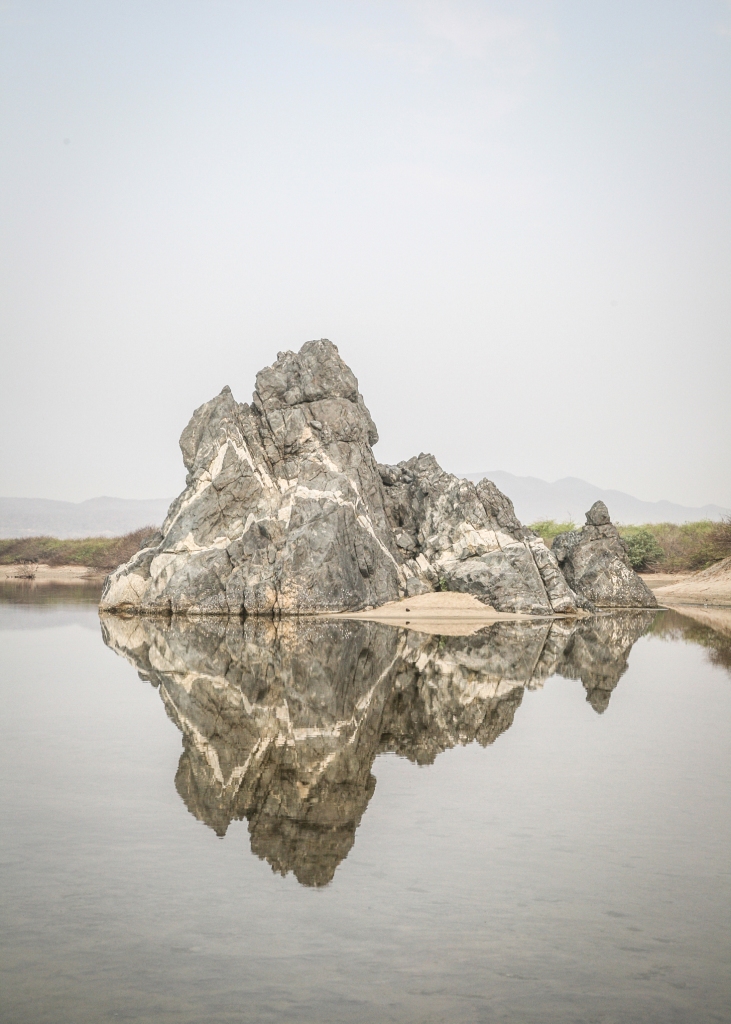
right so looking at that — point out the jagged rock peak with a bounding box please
[101,339,401,615]
[586,500,611,526]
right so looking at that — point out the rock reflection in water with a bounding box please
[100,612,654,887]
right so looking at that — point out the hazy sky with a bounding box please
[2,0,730,507]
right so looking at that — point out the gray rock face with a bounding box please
[378,454,578,614]
[100,340,403,615]
[552,501,658,608]
[101,611,657,885]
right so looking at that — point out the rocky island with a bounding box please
[100,339,656,616]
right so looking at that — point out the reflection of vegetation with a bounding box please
[530,518,731,573]
[0,582,104,605]
[649,609,731,673]
[0,528,153,571]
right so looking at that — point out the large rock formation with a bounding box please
[101,610,656,885]
[552,501,657,608]
[99,340,649,616]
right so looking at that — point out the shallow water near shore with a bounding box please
[1,591,729,1024]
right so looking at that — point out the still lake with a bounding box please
[1,586,729,1024]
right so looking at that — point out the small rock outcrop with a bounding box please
[552,501,657,608]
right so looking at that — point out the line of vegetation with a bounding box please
[529,518,731,573]
[0,527,155,571]
[2,518,730,576]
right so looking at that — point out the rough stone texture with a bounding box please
[378,454,578,614]
[100,340,403,615]
[101,611,657,885]
[552,501,658,608]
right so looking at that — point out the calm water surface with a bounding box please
[0,587,729,1024]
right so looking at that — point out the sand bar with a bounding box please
[0,564,107,584]
[337,591,556,636]
[640,573,692,592]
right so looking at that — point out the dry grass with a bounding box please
[619,519,731,572]
[0,527,155,571]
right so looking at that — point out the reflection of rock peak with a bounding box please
[101,611,655,886]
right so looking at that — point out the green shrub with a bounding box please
[620,527,664,570]
[617,519,731,573]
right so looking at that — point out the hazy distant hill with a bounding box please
[2,477,728,540]
[463,473,730,526]
[0,497,172,539]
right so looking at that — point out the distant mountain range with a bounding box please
[1,475,728,539]
[462,473,730,526]
[0,497,172,539]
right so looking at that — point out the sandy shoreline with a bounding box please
[640,573,693,591]
[2,562,730,632]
